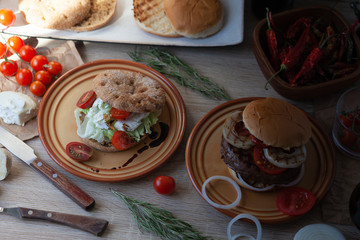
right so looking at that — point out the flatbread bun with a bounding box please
[93,70,166,113]
[71,0,117,32]
[243,98,312,149]
[18,0,91,30]
[82,136,143,152]
[164,0,224,38]
[133,0,181,37]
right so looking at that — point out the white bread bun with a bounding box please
[133,0,181,37]
[18,0,91,30]
[164,0,224,38]
[243,98,312,149]
[71,0,117,32]
[0,148,12,181]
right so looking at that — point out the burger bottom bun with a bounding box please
[82,136,144,152]
[227,164,305,192]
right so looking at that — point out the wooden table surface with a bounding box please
[1,0,360,239]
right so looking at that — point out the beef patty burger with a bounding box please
[221,98,312,191]
[74,69,166,152]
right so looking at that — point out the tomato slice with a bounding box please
[110,108,131,120]
[66,142,93,161]
[253,146,286,175]
[76,90,96,109]
[112,131,132,151]
[276,187,316,216]
[251,135,268,148]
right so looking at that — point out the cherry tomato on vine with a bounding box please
[0,8,16,27]
[0,42,12,59]
[112,131,132,151]
[45,61,62,76]
[111,108,130,120]
[30,55,48,71]
[153,176,176,195]
[16,68,33,86]
[0,60,18,76]
[30,81,46,97]
[7,36,24,53]
[66,142,93,161]
[19,45,37,62]
[35,70,52,85]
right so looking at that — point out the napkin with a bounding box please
[0,40,84,142]
[314,92,360,225]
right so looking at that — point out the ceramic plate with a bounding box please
[38,60,186,182]
[3,0,244,47]
[185,98,335,224]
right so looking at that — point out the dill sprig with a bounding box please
[128,47,231,101]
[111,189,213,240]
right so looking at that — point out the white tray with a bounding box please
[2,0,244,47]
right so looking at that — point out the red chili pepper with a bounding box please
[266,9,280,70]
[286,17,312,41]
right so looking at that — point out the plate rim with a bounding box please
[38,59,186,182]
[185,97,336,224]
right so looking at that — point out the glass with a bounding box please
[332,86,360,159]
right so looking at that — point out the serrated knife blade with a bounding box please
[0,126,95,210]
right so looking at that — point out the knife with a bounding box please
[0,126,95,210]
[0,206,108,236]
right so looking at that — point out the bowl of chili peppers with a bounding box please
[253,5,360,100]
[332,86,360,159]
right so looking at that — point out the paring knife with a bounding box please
[0,126,95,210]
[0,206,108,236]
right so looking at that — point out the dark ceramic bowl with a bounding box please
[253,5,360,100]
[349,182,360,230]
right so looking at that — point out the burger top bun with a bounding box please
[243,98,312,149]
[164,0,224,38]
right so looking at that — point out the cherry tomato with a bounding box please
[76,90,97,109]
[0,60,18,76]
[45,61,62,76]
[340,129,357,147]
[29,81,46,97]
[340,114,354,129]
[251,135,268,148]
[66,142,93,161]
[35,70,52,85]
[253,146,286,175]
[153,176,176,195]
[111,108,131,120]
[0,8,16,26]
[7,36,24,53]
[18,45,37,62]
[112,131,132,151]
[0,42,12,58]
[16,68,33,86]
[276,187,316,216]
[234,121,250,136]
[30,55,48,71]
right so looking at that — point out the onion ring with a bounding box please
[227,213,262,240]
[201,175,242,209]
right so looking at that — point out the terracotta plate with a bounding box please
[38,60,186,182]
[185,98,335,224]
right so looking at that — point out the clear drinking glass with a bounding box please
[332,86,360,159]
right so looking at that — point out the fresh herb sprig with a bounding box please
[129,47,231,101]
[111,189,212,240]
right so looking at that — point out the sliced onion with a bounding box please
[278,164,305,188]
[202,175,242,209]
[264,145,307,168]
[294,223,345,240]
[235,171,275,192]
[227,213,262,240]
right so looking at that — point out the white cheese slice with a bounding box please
[0,148,12,181]
[0,91,37,126]
[114,112,150,132]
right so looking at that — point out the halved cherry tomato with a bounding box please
[7,36,24,53]
[0,60,18,76]
[0,8,16,26]
[29,81,46,97]
[76,90,96,109]
[251,135,268,148]
[16,68,33,86]
[111,108,131,120]
[340,129,357,147]
[45,61,62,76]
[19,45,37,62]
[35,70,52,85]
[30,55,48,71]
[66,142,93,161]
[153,176,176,195]
[112,131,132,151]
[234,121,250,136]
[253,146,286,175]
[276,186,316,216]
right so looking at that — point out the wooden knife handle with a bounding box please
[17,207,108,236]
[30,158,95,210]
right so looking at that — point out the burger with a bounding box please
[221,98,312,191]
[74,70,166,152]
